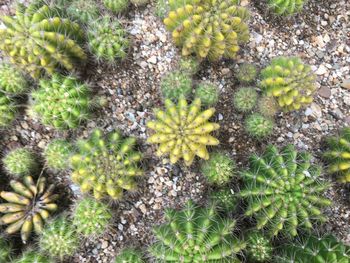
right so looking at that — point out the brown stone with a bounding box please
[318,86,332,98]
[341,79,350,89]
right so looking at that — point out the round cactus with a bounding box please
[210,188,237,212]
[103,0,129,12]
[0,63,28,94]
[14,251,52,263]
[31,74,92,130]
[0,92,17,127]
[155,0,169,18]
[260,57,316,111]
[236,63,257,83]
[268,0,305,15]
[200,152,235,185]
[44,139,73,170]
[233,87,258,112]
[130,0,149,6]
[0,238,11,262]
[245,113,274,139]
[115,248,144,263]
[194,82,219,106]
[179,57,200,75]
[160,71,192,101]
[258,96,279,117]
[67,0,100,24]
[73,198,112,237]
[245,231,273,262]
[3,148,38,177]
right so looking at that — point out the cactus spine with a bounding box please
[14,251,52,263]
[3,148,38,177]
[245,231,273,262]
[0,63,28,94]
[210,188,237,212]
[44,139,73,170]
[115,248,144,263]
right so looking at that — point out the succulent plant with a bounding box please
[200,152,235,185]
[87,17,129,63]
[245,113,274,139]
[0,175,58,243]
[194,82,219,106]
[0,92,17,127]
[277,235,350,263]
[103,0,129,12]
[236,63,257,83]
[0,2,86,79]
[14,251,52,263]
[258,95,279,117]
[268,0,305,15]
[67,0,100,24]
[149,201,246,261]
[3,148,38,177]
[0,63,28,94]
[245,231,273,262]
[73,198,112,237]
[0,238,11,262]
[209,188,237,212]
[179,57,200,75]
[155,0,169,18]
[147,97,220,166]
[115,248,144,263]
[160,71,192,101]
[44,139,73,170]
[233,87,258,112]
[130,0,149,6]
[239,145,332,237]
[71,129,143,200]
[260,57,316,111]
[31,74,92,130]
[324,127,350,183]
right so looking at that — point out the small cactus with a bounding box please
[194,82,219,106]
[0,238,11,262]
[260,57,316,111]
[3,148,38,177]
[149,201,246,261]
[245,231,273,262]
[160,71,192,101]
[258,95,279,117]
[0,92,17,127]
[44,139,73,170]
[233,87,258,112]
[245,113,274,139]
[268,0,305,15]
[130,0,149,6]
[31,74,92,130]
[236,63,257,83]
[14,251,52,263]
[239,145,332,237]
[73,198,112,237]
[71,129,143,200]
[179,57,200,75]
[103,0,129,12]
[155,0,169,18]
[0,175,58,243]
[210,188,237,212]
[0,63,28,94]
[147,97,220,166]
[115,248,144,263]
[67,0,100,24]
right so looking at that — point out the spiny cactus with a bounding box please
[71,129,143,200]
[3,148,38,177]
[236,63,257,83]
[260,57,316,111]
[0,176,58,243]
[164,0,250,61]
[0,92,16,127]
[0,63,28,94]
[179,57,200,75]
[44,139,73,170]
[14,251,52,263]
[87,17,129,63]
[73,198,112,237]
[147,97,220,166]
[268,0,305,15]
[67,0,100,24]
[160,71,192,101]
[194,82,219,106]
[0,238,11,262]
[210,188,237,212]
[239,145,332,237]
[324,127,350,183]
[245,113,274,139]
[245,231,273,262]
[0,2,86,79]
[115,248,144,263]
[233,87,258,112]
[277,235,350,263]
[103,0,129,12]
[130,0,149,6]
[258,95,279,117]
[155,0,169,18]
[31,74,92,130]
[149,201,246,262]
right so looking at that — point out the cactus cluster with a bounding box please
[245,113,274,139]
[0,238,11,262]
[261,57,316,111]
[210,188,237,212]
[245,231,273,262]
[149,201,246,261]
[239,145,332,237]
[163,0,250,61]
[179,57,200,75]
[268,0,305,15]
[0,176,58,243]
[147,97,220,166]
[3,148,38,177]
[103,0,129,12]
[115,248,144,263]
[14,251,52,263]
[0,63,28,94]
[44,139,73,170]
[0,92,16,127]
[236,63,258,83]
[233,87,258,112]
[0,3,86,79]
[160,71,192,101]
[71,129,143,200]
[67,0,100,24]
[194,82,219,106]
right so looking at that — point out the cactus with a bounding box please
[233,87,258,112]
[39,216,79,260]
[200,152,235,185]
[147,97,220,166]
[44,139,73,170]
[0,63,28,94]
[160,71,192,101]
[277,235,350,263]
[260,57,316,111]
[268,0,305,15]
[0,92,17,127]
[164,0,250,61]
[239,145,332,237]
[179,57,200,75]
[155,0,169,18]
[245,231,273,262]
[3,148,38,177]
[115,248,144,263]
[324,127,350,183]
[70,129,143,200]
[130,0,149,6]
[87,17,129,63]
[236,63,257,83]
[0,238,11,262]
[0,2,86,79]
[194,82,219,106]
[258,95,279,117]
[31,74,92,130]
[149,201,246,261]
[0,175,58,243]
[209,188,237,212]
[14,251,52,263]
[73,198,112,237]
[67,0,100,24]
[103,0,129,12]
[245,113,274,139]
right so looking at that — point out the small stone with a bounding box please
[101,241,108,249]
[139,204,147,214]
[218,113,223,120]
[341,79,350,89]
[147,55,157,64]
[316,65,328,75]
[318,86,331,98]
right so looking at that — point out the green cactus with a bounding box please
[179,57,200,75]
[3,148,38,177]
[149,201,246,262]
[0,175,58,243]
[160,71,192,101]
[164,0,250,61]
[0,92,17,127]
[87,17,129,63]
[0,2,86,79]
[245,113,274,139]
[44,139,73,170]
[260,57,316,112]
[0,238,11,262]
[324,127,350,183]
[209,188,237,212]
[236,63,257,83]
[233,87,258,112]
[155,0,169,18]
[245,231,273,262]
[67,0,100,24]
[258,95,279,117]
[277,235,350,263]
[194,82,219,106]
[14,251,52,263]
[70,129,143,200]
[73,198,112,237]
[103,0,129,12]
[268,0,305,15]
[115,248,144,263]
[239,145,332,237]
[147,97,220,166]
[30,74,92,130]
[0,63,28,94]
[130,0,149,6]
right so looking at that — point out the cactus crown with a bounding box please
[210,188,237,212]
[0,63,28,94]
[147,97,220,166]
[0,238,11,262]
[3,148,38,177]
[0,92,16,127]
[268,0,305,15]
[14,251,52,263]
[194,82,219,106]
[67,0,100,24]
[245,113,274,139]
[245,231,273,262]
[236,63,258,83]
[71,129,143,200]
[239,145,332,237]
[44,139,73,170]
[115,248,144,263]
[160,71,192,101]
[233,87,258,112]
[0,175,58,243]
[164,0,250,61]
[103,0,129,12]
[0,3,86,79]
[149,201,246,262]
[260,57,316,111]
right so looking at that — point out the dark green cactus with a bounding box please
[194,82,219,106]
[233,87,258,112]
[245,231,273,262]
[0,92,17,127]
[67,0,100,24]
[268,0,305,15]
[209,188,237,212]
[245,113,274,139]
[3,148,38,177]
[14,251,52,263]
[103,0,129,12]
[236,63,257,83]
[0,63,28,94]
[115,248,144,263]
[44,139,73,170]
[160,71,192,101]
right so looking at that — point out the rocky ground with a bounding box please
[0,0,349,262]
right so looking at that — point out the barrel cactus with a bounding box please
[245,113,274,139]
[210,188,237,212]
[14,251,52,263]
[236,63,257,83]
[233,87,258,112]
[268,0,305,15]
[194,82,219,106]
[67,0,100,24]
[160,71,192,101]
[115,248,144,263]
[258,96,279,117]
[44,139,73,170]
[0,63,28,94]
[179,57,200,75]
[3,148,38,177]
[103,0,129,12]
[245,231,273,262]
[0,92,17,127]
